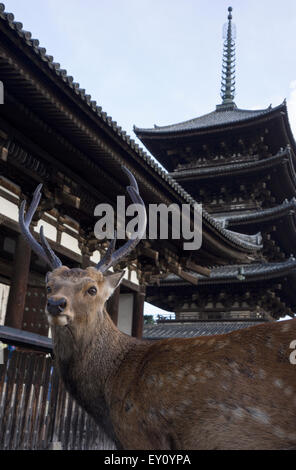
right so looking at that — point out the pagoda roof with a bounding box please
[143,321,266,340]
[213,199,296,258]
[134,101,296,173]
[134,104,278,136]
[216,198,296,228]
[170,147,295,181]
[161,257,296,286]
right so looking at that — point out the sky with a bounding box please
[3,0,296,318]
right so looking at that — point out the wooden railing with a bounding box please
[0,327,116,450]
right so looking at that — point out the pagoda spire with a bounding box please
[217,6,237,111]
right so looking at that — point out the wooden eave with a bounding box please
[158,258,296,286]
[219,200,296,257]
[146,260,296,314]
[170,148,296,202]
[136,105,285,140]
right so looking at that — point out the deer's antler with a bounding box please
[19,184,62,270]
[96,166,147,273]
[19,167,146,272]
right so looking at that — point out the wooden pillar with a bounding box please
[81,254,91,269]
[79,238,91,269]
[5,234,31,329]
[107,285,120,326]
[132,286,146,339]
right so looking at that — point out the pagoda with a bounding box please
[135,7,296,325]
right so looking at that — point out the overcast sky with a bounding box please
[3,0,296,317]
[4,0,296,135]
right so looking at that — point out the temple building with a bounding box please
[0,4,262,340]
[135,7,296,335]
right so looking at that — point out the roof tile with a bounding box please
[143,321,265,339]
[135,106,277,134]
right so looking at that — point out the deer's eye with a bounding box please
[87,286,97,296]
[46,286,52,294]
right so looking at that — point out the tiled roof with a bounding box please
[222,229,262,248]
[162,257,296,285]
[0,3,178,197]
[215,198,296,228]
[134,104,283,135]
[143,321,265,339]
[170,148,291,180]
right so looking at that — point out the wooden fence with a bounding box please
[0,327,116,450]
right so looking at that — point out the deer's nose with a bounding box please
[47,297,67,316]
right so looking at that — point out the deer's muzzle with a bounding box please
[47,297,67,316]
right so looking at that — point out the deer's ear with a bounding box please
[104,271,125,298]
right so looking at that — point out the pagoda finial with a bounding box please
[217,6,237,111]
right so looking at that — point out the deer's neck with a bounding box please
[51,309,140,445]
[53,309,138,390]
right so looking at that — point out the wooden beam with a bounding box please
[0,325,52,353]
[185,260,211,277]
[140,246,159,263]
[5,234,31,329]
[168,263,199,286]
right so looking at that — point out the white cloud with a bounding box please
[144,302,174,319]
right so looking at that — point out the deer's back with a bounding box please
[108,319,296,449]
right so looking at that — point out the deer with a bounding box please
[19,166,296,450]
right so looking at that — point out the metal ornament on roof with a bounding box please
[220,6,236,107]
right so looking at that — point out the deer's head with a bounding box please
[19,167,146,330]
[45,267,124,328]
